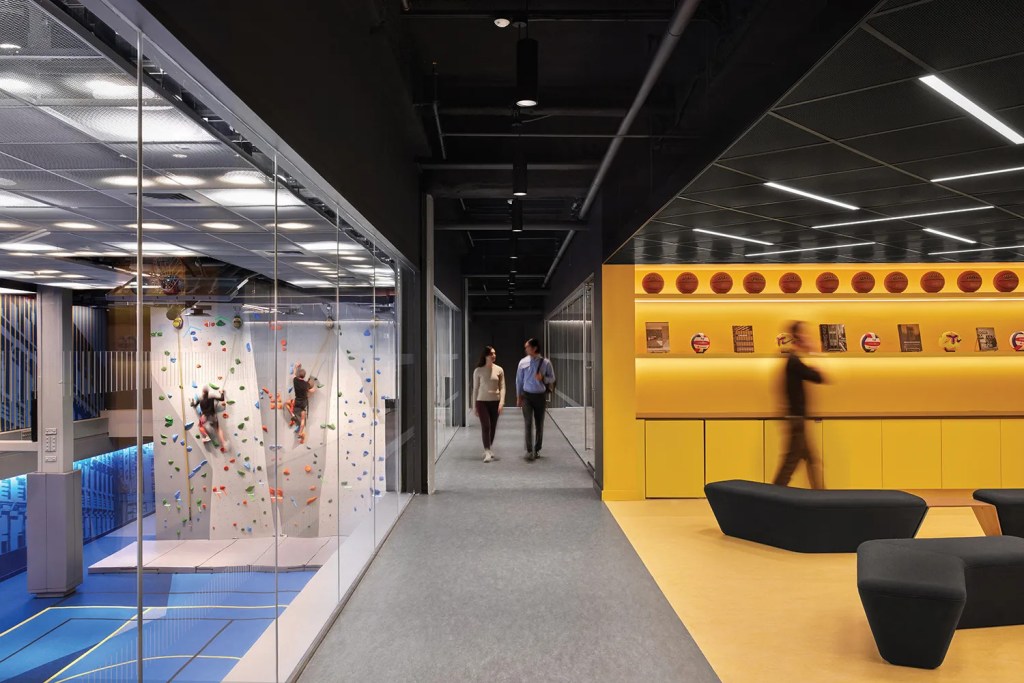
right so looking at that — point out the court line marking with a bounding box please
[44,607,152,683]
[51,654,241,683]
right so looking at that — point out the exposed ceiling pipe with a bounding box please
[544,0,702,289]
[431,62,447,160]
[579,0,702,220]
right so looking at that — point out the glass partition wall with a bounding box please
[0,1,414,680]
[545,279,595,470]
[433,293,459,460]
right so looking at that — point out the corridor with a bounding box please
[299,414,718,682]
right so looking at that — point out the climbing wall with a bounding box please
[149,303,398,543]
[149,307,273,541]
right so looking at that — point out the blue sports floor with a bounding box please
[0,519,314,682]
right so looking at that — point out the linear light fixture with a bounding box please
[929,244,1024,255]
[919,75,1024,144]
[746,241,875,257]
[813,205,993,229]
[692,228,774,246]
[932,165,1024,183]
[922,228,976,244]
[764,182,858,210]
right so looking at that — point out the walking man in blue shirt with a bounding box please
[516,338,556,461]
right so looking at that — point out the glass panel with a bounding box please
[546,278,595,470]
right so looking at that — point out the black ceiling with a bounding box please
[614,0,1024,265]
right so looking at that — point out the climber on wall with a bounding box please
[191,386,227,449]
[288,362,317,444]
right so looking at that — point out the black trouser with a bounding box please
[522,392,547,454]
[772,416,824,489]
[476,400,499,449]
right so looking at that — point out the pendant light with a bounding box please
[511,198,524,232]
[515,35,538,107]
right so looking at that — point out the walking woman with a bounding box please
[472,346,506,462]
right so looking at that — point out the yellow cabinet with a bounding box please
[882,419,941,489]
[941,419,1001,488]
[823,419,882,489]
[1001,419,1024,487]
[764,419,822,488]
[705,420,764,484]
[645,420,704,498]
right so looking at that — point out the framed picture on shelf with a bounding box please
[645,322,670,353]
[732,325,755,353]
[897,323,922,352]
[819,323,847,352]
[976,327,998,351]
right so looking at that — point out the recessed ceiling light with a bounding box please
[0,190,46,208]
[494,17,511,28]
[300,241,366,253]
[922,228,976,244]
[278,222,312,230]
[746,241,876,257]
[36,269,60,274]
[61,274,88,279]
[929,244,1024,255]
[340,256,366,261]
[202,222,240,230]
[813,205,993,229]
[84,79,155,100]
[0,221,21,228]
[125,222,175,231]
[919,75,1024,144]
[54,222,96,230]
[0,242,59,252]
[104,175,155,188]
[172,153,188,159]
[296,261,321,266]
[764,182,858,210]
[219,170,267,186]
[0,77,32,95]
[287,279,333,288]
[108,241,195,255]
[197,188,302,207]
[931,165,1024,183]
[692,228,774,246]
[156,174,204,187]
[0,176,16,187]
[0,44,21,50]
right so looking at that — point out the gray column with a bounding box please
[27,287,82,597]
[424,193,436,494]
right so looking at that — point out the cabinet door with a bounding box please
[1001,419,1024,487]
[942,419,1001,489]
[764,419,822,488]
[646,420,704,498]
[705,420,764,485]
[882,419,941,489]
[823,420,882,489]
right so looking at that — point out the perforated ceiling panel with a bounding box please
[0,0,382,292]
[614,0,1024,265]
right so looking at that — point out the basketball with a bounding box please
[921,270,945,293]
[815,271,840,294]
[710,272,733,294]
[779,272,802,294]
[851,271,875,293]
[956,270,982,293]
[641,272,664,294]
[743,272,766,294]
[994,270,1019,292]
[883,271,908,293]
[675,272,699,294]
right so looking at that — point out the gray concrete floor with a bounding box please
[298,412,719,683]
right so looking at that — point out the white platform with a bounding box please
[88,536,343,573]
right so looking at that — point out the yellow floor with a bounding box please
[607,500,1024,683]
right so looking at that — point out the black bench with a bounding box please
[704,480,927,553]
[857,536,1024,669]
[973,489,1024,537]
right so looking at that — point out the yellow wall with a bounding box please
[602,262,1024,500]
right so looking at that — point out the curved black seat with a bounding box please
[704,479,927,553]
[857,536,1024,669]
[973,489,1024,537]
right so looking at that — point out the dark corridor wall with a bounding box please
[467,315,542,408]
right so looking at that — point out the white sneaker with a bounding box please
[483,450,493,463]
